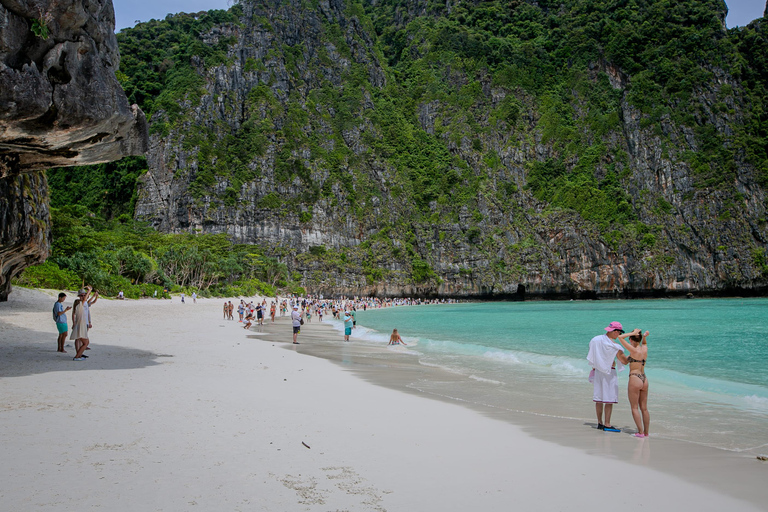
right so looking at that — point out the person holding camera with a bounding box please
[587,321,629,432]
[53,292,72,353]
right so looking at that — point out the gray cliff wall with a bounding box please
[0,0,148,299]
[135,2,768,298]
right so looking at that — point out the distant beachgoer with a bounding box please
[343,311,353,341]
[256,303,264,325]
[270,302,276,322]
[192,292,197,303]
[53,292,71,353]
[243,311,254,329]
[117,291,124,300]
[586,321,629,432]
[238,301,245,322]
[228,301,234,320]
[291,305,302,344]
[181,293,185,303]
[77,286,97,353]
[70,298,90,361]
[617,328,651,437]
[351,307,357,329]
[388,329,406,346]
[223,302,228,319]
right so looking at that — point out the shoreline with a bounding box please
[1,288,766,510]
[279,317,768,509]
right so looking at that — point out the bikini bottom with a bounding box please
[630,373,647,384]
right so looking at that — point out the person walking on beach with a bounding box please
[223,302,229,319]
[617,328,651,437]
[587,321,629,432]
[192,292,197,304]
[53,292,71,353]
[256,303,264,325]
[388,329,406,346]
[291,305,302,344]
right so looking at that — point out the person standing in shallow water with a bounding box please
[587,321,629,432]
[343,310,353,341]
[617,328,651,437]
[388,329,406,345]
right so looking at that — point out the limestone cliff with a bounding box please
[0,0,148,299]
[133,0,768,298]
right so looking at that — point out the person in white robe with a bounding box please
[587,321,629,432]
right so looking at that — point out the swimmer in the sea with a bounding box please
[388,329,407,346]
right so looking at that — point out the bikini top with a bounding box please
[627,356,646,366]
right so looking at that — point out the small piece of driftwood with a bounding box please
[302,442,311,449]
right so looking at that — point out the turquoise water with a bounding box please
[346,298,768,453]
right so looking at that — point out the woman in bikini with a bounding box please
[388,329,407,346]
[617,328,650,437]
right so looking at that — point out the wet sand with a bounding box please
[0,288,766,511]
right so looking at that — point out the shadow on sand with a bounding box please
[0,323,168,378]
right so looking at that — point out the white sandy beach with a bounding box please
[1,288,766,511]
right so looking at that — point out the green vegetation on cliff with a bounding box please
[15,205,304,299]
[37,0,768,296]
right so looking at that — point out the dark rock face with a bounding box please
[0,171,48,300]
[0,0,148,174]
[135,2,768,299]
[0,0,148,299]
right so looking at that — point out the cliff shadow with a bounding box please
[0,322,168,378]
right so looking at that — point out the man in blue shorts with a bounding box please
[343,310,353,341]
[53,292,71,353]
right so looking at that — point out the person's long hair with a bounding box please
[630,331,645,345]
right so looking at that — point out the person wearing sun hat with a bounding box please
[587,321,629,432]
[290,305,302,344]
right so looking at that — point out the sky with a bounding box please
[113,0,766,32]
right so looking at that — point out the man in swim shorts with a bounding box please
[53,292,71,353]
[343,310,353,341]
[587,321,629,432]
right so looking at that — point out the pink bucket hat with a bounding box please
[604,321,624,332]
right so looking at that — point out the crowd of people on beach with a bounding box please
[233,295,458,345]
[49,287,649,437]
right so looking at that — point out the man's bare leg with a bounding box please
[603,404,614,427]
[57,332,67,353]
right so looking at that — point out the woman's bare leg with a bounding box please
[638,382,650,435]
[628,378,643,434]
